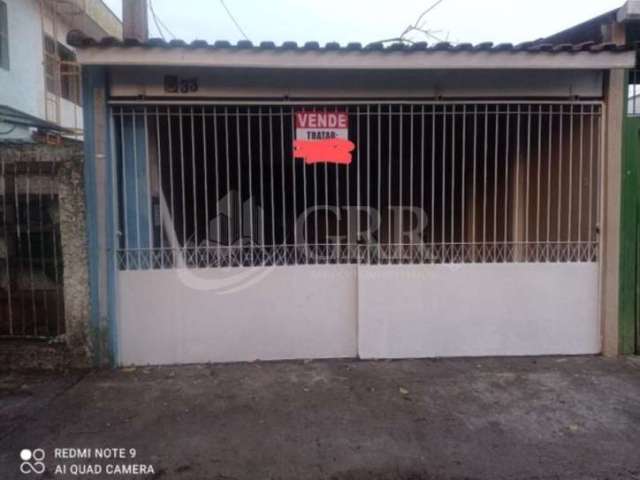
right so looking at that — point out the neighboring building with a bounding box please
[0,0,121,140]
[70,5,635,366]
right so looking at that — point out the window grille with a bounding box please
[0,160,65,338]
[111,101,602,270]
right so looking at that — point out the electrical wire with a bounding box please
[219,0,250,41]
[149,0,176,40]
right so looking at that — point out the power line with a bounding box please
[219,0,250,41]
[149,0,176,40]
[149,0,165,40]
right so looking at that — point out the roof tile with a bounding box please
[65,30,633,55]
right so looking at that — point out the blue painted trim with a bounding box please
[106,72,119,365]
[81,66,102,366]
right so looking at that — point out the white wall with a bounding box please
[117,263,600,365]
[358,263,601,358]
[0,0,45,121]
[117,266,358,366]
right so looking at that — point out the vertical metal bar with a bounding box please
[324,106,330,264]
[1,157,13,334]
[525,105,532,254]
[514,105,521,260]
[49,161,61,334]
[494,105,499,250]
[310,107,319,258]
[25,164,37,334]
[132,109,142,266]
[451,104,456,249]
[399,104,404,253]
[178,107,187,253]
[504,105,510,248]
[167,107,176,267]
[389,104,394,260]
[409,105,415,259]
[472,105,478,261]
[567,103,574,244]
[224,108,232,263]
[536,105,542,258]
[13,163,24,333]
[367,104,372,264]
[298,107,308,263]
[268,107,276,257]
[378,104,382,263]
[236,107,243,255]
[461,105,467,251]
[247,107,254,266]
[557,105,564,244]
[442,104,447,247]
[578,104,585,245]
[598,105,605,262]
[155,107,165,268]
[483,105,489,261]
[257,107,265,265]
[144,107,153,261]
[588,105,595,243]
[202,107,210,265]
[119,109,129,268]
[356,105,361,263]
[346,106,351,258]
[420,105,426,262]
[284,107,295,264]
[278,107,286,251]
[37,164,49,335]
[546,105,553,247]
[213,107,221,267]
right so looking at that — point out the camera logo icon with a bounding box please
[19,449,45,475]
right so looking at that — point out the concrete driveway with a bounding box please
[1,356,639,480]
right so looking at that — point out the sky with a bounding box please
[103,0,624,46]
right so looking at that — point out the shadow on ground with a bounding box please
[1,357,639,480]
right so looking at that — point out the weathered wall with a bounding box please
[56,147,90,365]
[0,141,90,369]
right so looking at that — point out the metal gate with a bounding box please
[110,100,604,364]
[111,101,602,271]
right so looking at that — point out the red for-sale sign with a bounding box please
[295,112,349,140]
[293,111,354,165]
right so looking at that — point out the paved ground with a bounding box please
[1,357,640,480]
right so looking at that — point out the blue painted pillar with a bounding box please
[82,66,118,366]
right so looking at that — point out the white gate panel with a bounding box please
[358,263,600,359]
[118,265,357,365]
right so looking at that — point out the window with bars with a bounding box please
[111,102,602,270]
[44,35,81,105]
[0,1,8,70]
[0,161,65,338]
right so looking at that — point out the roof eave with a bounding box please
[75,47,637,71]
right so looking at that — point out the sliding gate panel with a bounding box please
[111,101,602,364]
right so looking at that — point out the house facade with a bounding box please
[0,0,121,139]
[67,11,638,366]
